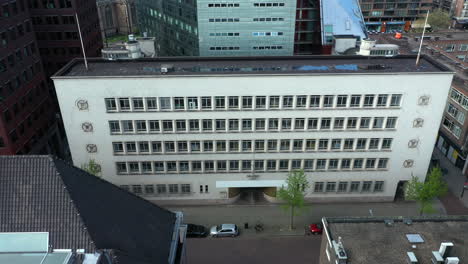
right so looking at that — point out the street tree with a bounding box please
[413,9,450,32]
[81,159,101,177]
[278,170,309,230]
[405,167,448,215]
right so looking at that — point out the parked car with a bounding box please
[186,224,208,238]
[210,224,239,237]
[308,223,323,235]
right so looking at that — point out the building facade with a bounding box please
[433,0,468,28]
[359,0,433,32]
[52,56,453,203]
[97,0,138,39]
[0,0,63,155]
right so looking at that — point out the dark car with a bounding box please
[186,224,208,238]
[308,223,323,235]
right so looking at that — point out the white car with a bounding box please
[210,224,239,237]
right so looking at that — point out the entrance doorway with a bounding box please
[232,187,277,205]
[394,180,407,202]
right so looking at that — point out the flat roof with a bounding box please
[324,216,468,264]
[52,55,451,78]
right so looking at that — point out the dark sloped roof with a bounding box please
[0,156,176,264]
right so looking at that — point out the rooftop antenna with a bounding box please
[415,10,429,66]
[75,13,88,71]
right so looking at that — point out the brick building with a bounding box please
[0,0,63,155]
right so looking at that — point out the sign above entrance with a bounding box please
[216,180,286,188]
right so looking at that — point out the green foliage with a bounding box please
[427,9,451,31]
[405,167,448,215]
[278,170,309,229]
[81,159,101,177]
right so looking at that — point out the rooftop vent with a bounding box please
[160,64,174,74]
[384,219,394,227]
[366,64,388,70]
[403,218,413,225]
[407,252,418,264]
[439,242,454,258]
[432,251,444,264]
[445,257,459,264]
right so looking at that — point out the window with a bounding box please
[267,140,277,151]
[321,118,331,129]
[105,98,117,111]
[132,98,144,110]
[269,96,280,108]
[116,162,127,173]
[141,162,152,173]
[326,182,336,192]
[310,95,320,108]
[227,96,239,109]
[216,141,226,152]
[267,160,276,170]
[378,158,388,169]
[390,94,402,106]
[205,161,215,171]
[242,96,253,109]
[374,181,384,192]
[162,120,173,132]
[291,159,301,169]
[157,184,167,193]
[256,119,266,130]
[136,120,147,132]
[281,119,292,130]
[331,139,341,150]
[316,159,326,170]
[242,119,252,130]
[174,97,185,110]
[386,117,397,129]
[192,161,202,171]
[282,96,293,108]
[242,140,252,151]
[169,184,179,193]
[341,159,351,169]
[145,185,154,194]
[350,181,360,192]
[113,142,124,153]
[215,96,225,109]
[305,139,316,151]
[350,95,361,107]
[109,121,120,133]
[356,138,367,150]
[160,97,171,110]
[187,97,198,110]
[147,97,157,110]
[293,139,303,151]
[255,140,265,151]
[217,160,227,171]
[314,182,324,192]
[229,119,239,131]
[308,118,318,130]
[189,120,199,131]
[360,117,371,129]
[204,141,214,152]
[318,139,329,150]
[334,118,344,129]
[229,160,239,170]
[323,95,334,107]
[304,159,314,170]
[178,141,188,152]
[139,142,150,153]
[129,162,140,173]
[229,140,239,152]
[165,142,175,152]
[336,95,347,107]
[203,119,213,131]
[329,159,338,170]
[191,141,201,152]
[216,119,226,131]
[373,117,384,129]
[279,160,289,170]
[269,118,279,130]
[201,96,212,109]
[363,95,374,107]
[154,162,164,172]
[119,98,130,110]
[377,94,388,107]
[381,138,392,149]
[122,121,134,133]
[366,158,376,169]
[254,160,264,171]
[296,95,307,108]
[256,96,266,109]
[368,138,379,150]
[362,181,372,192]
[280,139,290,151]
[149,120,160,132]
[151,141,162,153]
[353,159,363,169]
[242,160,252,171]
[338,182,348,192]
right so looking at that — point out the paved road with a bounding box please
[186,236,321,264]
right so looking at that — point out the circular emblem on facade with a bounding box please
[418,95,430,106]
[76,99,89,110]
[82,122,94,132]
[413,118,424,128]
[86,144,97,153]
[403,159,414,168]
[408,139,419,148]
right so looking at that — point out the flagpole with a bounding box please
[75,13,88,70]
[416,10,429,66]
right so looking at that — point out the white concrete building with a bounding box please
[52,56,453,203]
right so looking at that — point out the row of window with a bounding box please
[209,46,240,51]
[104,94,403,112]
[252,32,283,36]
[0,63,43,102]
[207,3,285,7]
[31,15,75,25]
[253,46,283,50]
[313,181,384,193]
[27,0,73,9]
[209,32,240,37]
[1,1,25,18]
[108,117,398,134]
[449,88,468,111]
[0,20,32,48]
[446,103,465,124]
[0,43,37,74]
[35,31,79,41]
[208,18,240,22]
[115,158,390,174]
[112,138,393,155]
[121,183,192,195]
[444,44,468,52]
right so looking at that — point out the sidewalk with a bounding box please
[432,148,468,211]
